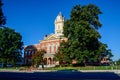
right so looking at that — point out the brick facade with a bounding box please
[24,12,66,65]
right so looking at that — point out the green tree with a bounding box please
[31,50,45,67]
[0,0,6,27]
[58,4,113,66]
[54,41,72,66]
[116,59,120,65]
[0,27,23,67]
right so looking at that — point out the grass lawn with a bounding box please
[44,65,120,71]
[0,67,20,71]
[0,65,120,71]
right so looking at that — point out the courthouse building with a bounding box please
[24,12,67,65]
[24,12,110,66]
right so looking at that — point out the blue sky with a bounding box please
[2,0,120,61]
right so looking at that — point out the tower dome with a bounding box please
[54,12,64,36]
[55,12,64,23]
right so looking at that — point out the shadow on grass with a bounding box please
[0,70,120,80]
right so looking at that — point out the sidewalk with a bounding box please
[0,69,120,74]
[80,70,120,74]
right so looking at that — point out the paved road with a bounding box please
[0,70,120,80]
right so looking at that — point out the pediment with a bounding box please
[45,34,58,40]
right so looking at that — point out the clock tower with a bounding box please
[54,12,64,36]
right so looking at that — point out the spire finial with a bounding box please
[59,11,62,16]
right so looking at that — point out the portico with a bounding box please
[43,54,54,65]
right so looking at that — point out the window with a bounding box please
[25,51,27,56]
[51,44,54,53]
[57,31,61,34]
[47,44,50,53]
[56,43,59,52]
[27,51,29,56]
[58,25,60,29]
[29,51,31,56]
[32,51,34,55]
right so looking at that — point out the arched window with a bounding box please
[27,51,29,56]
[25,51,27,56]
[29,51,31,56]
[56,43,59,52]
[47,44,50,53]
[51,44,55,53]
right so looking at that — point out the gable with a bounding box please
[45,34,58,40]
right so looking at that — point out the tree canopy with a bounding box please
[56,4,113,66]
[0,0,23,67]
[31,50,46,67]
[0,0,6,27]
[116,59,120,65]
[0,27,23,66]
